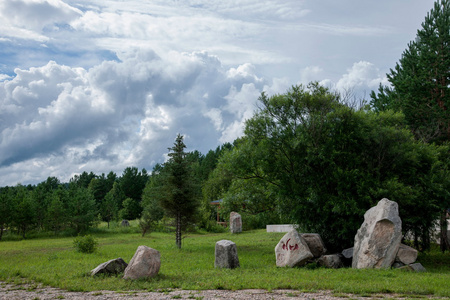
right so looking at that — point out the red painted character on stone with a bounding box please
[281,239,299,251]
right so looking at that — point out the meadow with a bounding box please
[0,224,449,298]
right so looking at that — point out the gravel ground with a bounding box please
[0,281,433,300]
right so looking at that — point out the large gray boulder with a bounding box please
[395,244,418,265]
[275,229,313,267]
[215,240,240,269]
[301,233,327,258]
[123,246,161,280]
[352,198,402,269]
[230,212,242,234]
[91,258,128,276]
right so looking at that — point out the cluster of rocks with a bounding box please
[91,245,161,279]
[91,198,425,280]
[275,198,426,271]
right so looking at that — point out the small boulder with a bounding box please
[342,247,353,259]
[91,258,128,276]
[230,212,242,234]
[408,262,427,272]
[341,247,353,266]
[121,220,130,227]
[123,246,161,280]
[352,198,402,269]
[215,240,240,269]
[392,261,405,269]
[398,262,427,272]
[275,229,313,267]
[317,254,344,269]
[395,244,418,265]
[301,233,327,258]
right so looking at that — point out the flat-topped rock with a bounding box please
[215,240,240,269]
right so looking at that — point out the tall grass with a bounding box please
[0,228,449,298]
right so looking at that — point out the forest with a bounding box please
[0,0,449,254]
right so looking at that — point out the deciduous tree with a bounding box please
[213,83,442,251]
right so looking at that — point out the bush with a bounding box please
[203,220,227,233]
[73,235,98,253]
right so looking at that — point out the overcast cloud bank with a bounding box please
[0,0,435,185]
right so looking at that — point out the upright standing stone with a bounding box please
[275,229,313,267]
[215,240,240,269]
[230,212,242,233]
[352,198,402,269]
[123,246,161,280]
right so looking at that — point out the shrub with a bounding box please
[73,235,98,253]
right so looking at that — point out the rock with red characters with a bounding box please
[275,229,313,267]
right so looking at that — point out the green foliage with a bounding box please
[67,185,97,234]
[371,0,450,144]
[371,0,450,250]
[118,167,149,219]
[45,191,67,235]
[71,171,96,189]
[219,179,285,230]
[154,134,200,248]
[0,186,14,240]
[207,83,444,251]
[73,235,98,253]
[119,198,141,221]
[88,172,116,211]
[102,181,123,227]
[139,175,165,236]
[12,185,37,238]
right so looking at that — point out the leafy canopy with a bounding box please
[210,83,442,251]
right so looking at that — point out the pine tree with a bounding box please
[371,0,450,143]
[159,134,199,249]
[371,0,450,251]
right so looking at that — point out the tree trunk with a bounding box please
[440,209,449,253]
[0,226,3,241]
[176,213,181,249]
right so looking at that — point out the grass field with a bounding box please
[0,227,449,298]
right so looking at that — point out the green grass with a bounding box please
[0,229,449,298]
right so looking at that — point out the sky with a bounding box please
[0,0,436,186]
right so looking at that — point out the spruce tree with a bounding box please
[159,134,199,249]
[371,0,450,143]
[371,0,450,251]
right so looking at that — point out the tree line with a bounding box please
[0,142,231,241]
